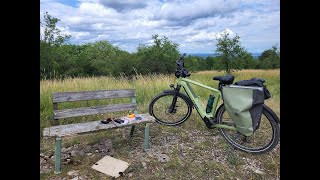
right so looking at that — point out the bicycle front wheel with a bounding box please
[149,92,192,126]
[216,104,280,154]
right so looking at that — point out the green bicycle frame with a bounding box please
[176,77,236,130]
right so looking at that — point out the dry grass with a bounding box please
[40,69,280,180]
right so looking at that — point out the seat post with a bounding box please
[218,82,223,91]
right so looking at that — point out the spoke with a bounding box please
[220,107,275,151]
[152,94,189,124]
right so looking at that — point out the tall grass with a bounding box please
[40,69,280,130]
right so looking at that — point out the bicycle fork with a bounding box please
[168,84,181,113]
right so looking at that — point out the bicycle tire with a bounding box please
[149,92,192,126]
[216,104,280,154]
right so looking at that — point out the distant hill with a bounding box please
[187,53,261,59]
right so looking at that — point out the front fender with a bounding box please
[162,89,193,107]
[163,89,176,93]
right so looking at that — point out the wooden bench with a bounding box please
[42,89,155,174]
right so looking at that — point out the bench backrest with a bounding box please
[52,89,137,120]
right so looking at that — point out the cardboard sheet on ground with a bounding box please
[91,155,129,178]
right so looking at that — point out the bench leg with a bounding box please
[144,123,150,151]
[128,125,135,150]
[54,137,62,174]
[130,125,135,137]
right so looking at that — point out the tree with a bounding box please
[184,56,208,72]
[215,32,244,74]
[206,56,216,70]
[40,12,71,79]
[40,12,71,45]
[258,44,280,69]
[237,51,256,69]
[136,35,180,75]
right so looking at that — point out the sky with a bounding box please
[40,0,280,54]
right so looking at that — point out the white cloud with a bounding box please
[40,0,279,53]
[79,2,115,16]
[185,29,235,42]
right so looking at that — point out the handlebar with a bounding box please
[175,53,190,78]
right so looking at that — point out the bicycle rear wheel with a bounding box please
[149,92,192,126]
[216,104,280,154]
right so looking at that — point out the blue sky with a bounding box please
[40,0,279,54]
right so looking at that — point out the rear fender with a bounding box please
[263,104,280,124]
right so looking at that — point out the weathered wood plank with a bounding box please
[53,103,136,119]
[43,114,155,137]
[52,89,135,103]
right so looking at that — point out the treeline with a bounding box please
[40,12,280,79]
[185,45,280,72]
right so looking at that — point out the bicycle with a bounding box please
[149,53,280,154]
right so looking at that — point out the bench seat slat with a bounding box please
[54,103,136,119]
[53,89,135,103]
[43,114,155,137]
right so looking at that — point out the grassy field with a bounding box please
[40,69,280,179]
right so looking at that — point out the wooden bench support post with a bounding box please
[54,136,62,174]
[53,120,59,126]
[130,95,137,138]
[144,123,150,151]
[129,125,135,137]
[128,125,135,150]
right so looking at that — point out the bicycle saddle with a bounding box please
[213,75,235,85]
